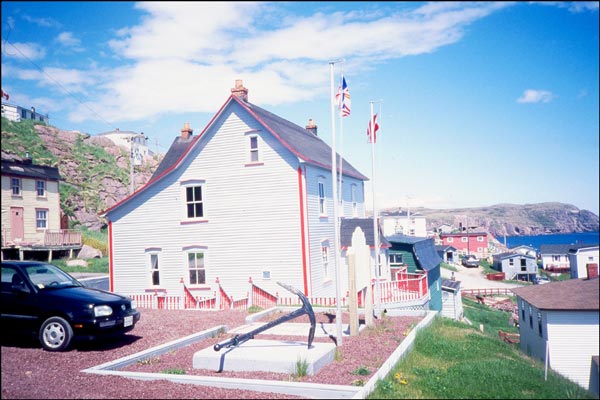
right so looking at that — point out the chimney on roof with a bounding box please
[305,119,318,136]
[231,79,249,102]
[23,152,32,165]
[180,122,193,140]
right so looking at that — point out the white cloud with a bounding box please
[517,89,556,103]
[84,2,510,124]
[3,42,46,61]
[55,32,84,52]
[11,66,97,94]
[22,14,61,28]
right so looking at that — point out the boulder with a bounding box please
[78,244,103,259]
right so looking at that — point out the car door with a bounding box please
[1,266,40,332]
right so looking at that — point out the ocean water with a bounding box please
[503,231,599,251]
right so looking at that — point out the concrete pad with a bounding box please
[193,340,336,375]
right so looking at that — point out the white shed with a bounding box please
[512,278,599,393]
[441,279,463,320]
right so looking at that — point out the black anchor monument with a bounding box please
[214,281,316,351]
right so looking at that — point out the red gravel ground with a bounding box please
[1,308,421,399]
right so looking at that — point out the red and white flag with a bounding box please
[1,89,9,101]
[367,114,379,143]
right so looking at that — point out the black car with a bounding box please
[1,261,140,351]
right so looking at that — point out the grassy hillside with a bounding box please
[369,314,595,399]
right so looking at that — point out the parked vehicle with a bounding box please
[1,261,140,351]
[533,276,551,285]
[461,254,480,268]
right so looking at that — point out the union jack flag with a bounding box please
[367,114,379,143]
[335,76,351,117]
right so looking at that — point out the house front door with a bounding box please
[10,207,24,242]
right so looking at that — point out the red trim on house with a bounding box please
[108,221,114,292]
[298,166,309,295]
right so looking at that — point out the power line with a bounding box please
[3,36,114,130]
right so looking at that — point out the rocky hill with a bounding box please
[1,118,163,230]
[382,203,599,238]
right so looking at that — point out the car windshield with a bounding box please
[24,264,82,290]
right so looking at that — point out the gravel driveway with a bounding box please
[1,307,419,399]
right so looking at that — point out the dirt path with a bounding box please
[441,264,522,290]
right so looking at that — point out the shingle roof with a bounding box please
[340,218,390,249]
[435,245,457,252]
[494,252,536,260]
[1,159,61,181]
[539,243,593,255]
[511,278,599,311]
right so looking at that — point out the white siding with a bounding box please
[519,298,599,391]
[569,248,599,279]
[546,311,599,390]
[110,104,305,299]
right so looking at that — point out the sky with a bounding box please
[1,1,599,215]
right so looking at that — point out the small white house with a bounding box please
[492,252,538,281]
[540,244,579,273]
[512,278,599,393]
[568,245,599,280]
[381,211,427,237]
[1,101,49,124]
[96,129,153,159]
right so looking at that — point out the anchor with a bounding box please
[214,281,316,351]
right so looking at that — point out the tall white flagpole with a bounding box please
[337,71,344,212]
[370,100,382,317]
[330,60,343,345]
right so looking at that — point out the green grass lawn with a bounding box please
[52,256,109,274]
[369,306,595,399]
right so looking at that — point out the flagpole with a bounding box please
[370,100,382,318]
[330,59,344,346]
[337,72,344,212]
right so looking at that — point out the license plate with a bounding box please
[124,316,133,327]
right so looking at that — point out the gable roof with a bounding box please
[539,243,594,255]
[493,252,536,260]
[340,218,390,250]
[435,245,457,252]
[387,234,442,271]
[104,95,367,217]
[1,159,61,181]
[512,278,599,311]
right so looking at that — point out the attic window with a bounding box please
[249,135,259,162]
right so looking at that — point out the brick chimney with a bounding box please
[305,118,318,136]
[231,79,248,102]
[180,122,193,140]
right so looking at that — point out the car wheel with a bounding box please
[39,316,73,351]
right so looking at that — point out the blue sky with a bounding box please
[2,2,599,214]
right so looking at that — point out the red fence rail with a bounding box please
[462,288,514,297]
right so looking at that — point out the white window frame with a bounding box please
[181,180,206,221]
[146,250,161,287]
[321,241,330,280]
[477,236,484,242]
[186,249,206,286]
[36,180,46,197]
[35,208,48,229]
[461,237,468,243]
[249,135,260,163]
[447,237,453,243]
[351,184,357,217]
[11,177,21,196]
[318,178,327,216]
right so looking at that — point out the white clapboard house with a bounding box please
[102,80,370,304]
[512,277,599,393]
